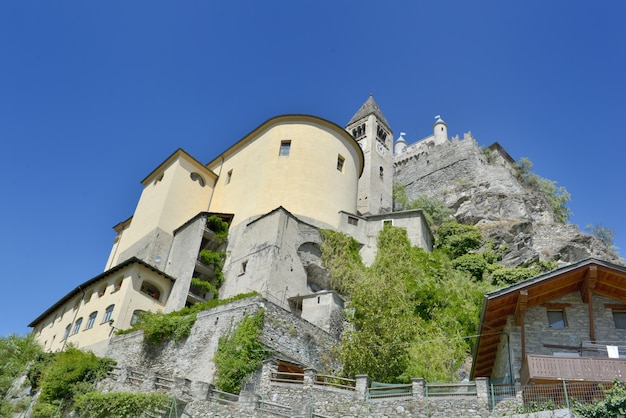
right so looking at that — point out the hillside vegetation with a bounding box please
[321,193,558,383]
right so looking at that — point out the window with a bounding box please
[226,169,233,184]
[130,310,144,326]
[190,172,205,187]
[547,310,567,328]
[613,311,626,330]
[72,318,83,335]
[383,219,393,227]
[337,155,345,172]
[103,305,115,323]
[348,216,358,226]
[63,324,71,341]
[140,282,161,301]
[86,312,97,329]
[279,140,291,156]
[239,260,248,275]
[379,166,384,177]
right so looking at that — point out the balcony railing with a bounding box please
[521,354,626,385]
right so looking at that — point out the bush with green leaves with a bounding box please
[74,391,171,418]
[213,310,270,393]
[392,183,455,226]
[320,229,364,294]
[32,347,115,417]
[436,222,483,258]
[118,292,259,344]
[572,380,626,418]
[206,214,230,241]
[0,333,42,399]
[323,225,490,383]
[516,157,571,223]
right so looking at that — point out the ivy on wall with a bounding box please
[213,310,270,394]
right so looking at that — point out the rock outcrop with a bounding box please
[393,136,622,267]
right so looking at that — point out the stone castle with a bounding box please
[25,95,618,417]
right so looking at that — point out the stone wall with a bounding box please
[393,135,621,267]
[105,296,340,386]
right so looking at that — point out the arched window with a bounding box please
[72,318,83,335]
[103,305,115,323]
[63,324,71,341]
[140,281,161,301]
[130,310,145,326]
[86,312,97,329]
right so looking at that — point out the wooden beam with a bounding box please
[584,266,598,342]
[514,290,528,326]
[514,290,528,361]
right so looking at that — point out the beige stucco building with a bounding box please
[29,97,433,355]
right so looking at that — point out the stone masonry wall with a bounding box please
[105,296,339,387]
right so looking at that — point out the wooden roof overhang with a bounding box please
[471,258,626,380]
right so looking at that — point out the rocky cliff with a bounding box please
[393,135,622,267]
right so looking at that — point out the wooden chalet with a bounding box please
[471,258,626,386]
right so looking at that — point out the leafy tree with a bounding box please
[392,182,455,226]
[339,230,418,382]
[586,224,616,248]
[436,222,483,258]
[320,229,365,294]
[0,334,42,416]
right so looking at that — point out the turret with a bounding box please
[433,115,448,143]
[394,132,408,154]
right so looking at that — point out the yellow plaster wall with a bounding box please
[33,264,172,353]
[110,155,214,266]
[208,119,361,228]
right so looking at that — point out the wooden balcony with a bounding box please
[521,354,626,385]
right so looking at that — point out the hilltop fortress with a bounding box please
[25,96,621,417]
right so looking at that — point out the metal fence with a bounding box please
[490,380,614,411]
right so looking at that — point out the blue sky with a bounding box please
[1,1,624,337]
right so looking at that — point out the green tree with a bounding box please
[586,224,616,248]
[0,334,42,416]
[393,182,454,226]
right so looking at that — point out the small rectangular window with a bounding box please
[613,311,626,330]
[337,155,345,172]
[348,216,358,226]
[383,219,393,227]
[239,260,248,275]
[279,140,291,156]
[547,310,566,328]
[226,169,233,184]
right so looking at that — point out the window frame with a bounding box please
[103,305,115,323]
[279,140,291,156]
[86,312,97,330]
[547,310,567,328]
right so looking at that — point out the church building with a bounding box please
[29,96,435,355]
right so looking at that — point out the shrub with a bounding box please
[516,157,571,223]
[206,215,230,241]
[436,222,483,258]
[213,310,270,393]
[74,391,171,418]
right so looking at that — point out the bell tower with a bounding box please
[346,95,393,215]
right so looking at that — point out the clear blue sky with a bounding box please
[1,1,624,337]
